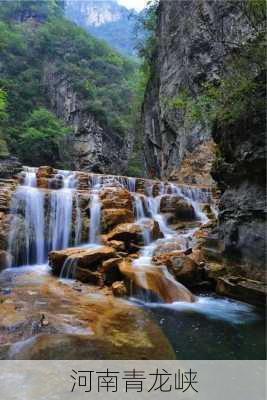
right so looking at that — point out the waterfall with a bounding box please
[169,184,209,224]
[8,169,45,266]
[145,195,174,237]
[129,180,212,302]
[89,176,101,244]
[8,168,83,267]
[74,193,82,246]
[60,256,78,279]
[48,171,77,251]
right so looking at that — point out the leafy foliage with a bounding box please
[169,0,266,130]
[0,0,137,166]
[0,87,9,157]
[19,107,71,166]
[135,0,159,84]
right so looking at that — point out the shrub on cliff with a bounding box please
[19,107,70,166]
[0,0,137,166]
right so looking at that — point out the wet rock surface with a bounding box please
[49,245,116,276]
[0,268,175,360]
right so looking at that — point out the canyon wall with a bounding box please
[143,0,265,278]
[143,0,250,183]
[43,66,130,174]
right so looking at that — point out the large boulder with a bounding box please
[118,259,195,303]
[105,220,162,246]
[160,195,195,220]
[49,245,116,276]
[101,208,134,231]
[105,223,143,244]
[153,252,199,287]
[167,255,199,287]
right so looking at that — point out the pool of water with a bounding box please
[133,295,266,359]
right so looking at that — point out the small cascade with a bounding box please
[60,256,78,280]
[8,168,45,266]
[145,195,174,237]
[88,176,101,244]
[48,171,77,251]
[89,173,136,192]
[128,181,213,303]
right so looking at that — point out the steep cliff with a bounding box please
[143,0,266,278]
[211,73,265,279]
[43,65,130,173]
[143,0,251,182]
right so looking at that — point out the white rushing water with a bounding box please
[88,175,102,244]
[8,168,45,266]
[8,168,211,281]
[8,168,83,266]
[131,181,210,299]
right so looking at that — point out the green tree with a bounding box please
[19,107,70,166]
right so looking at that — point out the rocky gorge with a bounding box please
[142,0,266,287]
[0,0,265,361]
[0,164,265,359]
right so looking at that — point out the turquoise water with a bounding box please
[134,294,266,359]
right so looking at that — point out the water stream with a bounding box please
[1,167,265,359]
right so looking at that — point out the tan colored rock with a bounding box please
[118,260,195,303]
[100,187,132,210]
[105,223,143,243]
[101,208,134,231]
[112,281,127,297]
[37,166,54,178]
[153,252,199,287]
[154,240,184,256]
[107,240,125,251]
[36,177,49,189]
[153,250,184,267]
[75,267,103,285]
[160,195,195,220]
[140,218,163,241]
[204,262,226,280]
[49,245,116,276]
[106,220,162,245]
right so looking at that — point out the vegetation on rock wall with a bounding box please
[0,0,138,168]
[168,0,265,133]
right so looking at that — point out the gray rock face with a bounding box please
[0,157,22,179]
[142,0,249,180]
[43,65,129,174]
[143,0,265,278]
[212,98,266,279]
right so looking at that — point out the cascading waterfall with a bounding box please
[48,170,80,252]
[130,180,212,302]
[74,193,82,246]
[88,175,101,244]
[8,168,83,267]
[7,167,211,304]
[8,168,45,266]
[170,184,210,225]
